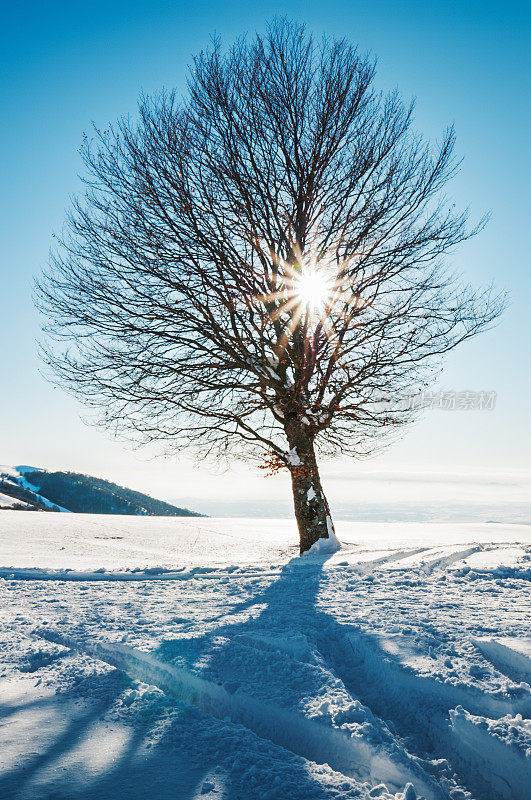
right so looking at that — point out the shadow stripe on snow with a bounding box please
[32,627,447,800]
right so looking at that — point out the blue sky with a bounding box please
[1,1,529,517]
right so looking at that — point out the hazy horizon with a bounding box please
[2,460,529,523]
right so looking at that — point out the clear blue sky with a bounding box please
[1,0,529,518]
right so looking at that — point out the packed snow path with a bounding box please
[0,513,529,800]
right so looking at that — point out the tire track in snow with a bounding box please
[32,627,447,800]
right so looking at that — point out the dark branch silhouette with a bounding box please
[37,20,505,552]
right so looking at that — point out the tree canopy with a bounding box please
[37,20,504,551]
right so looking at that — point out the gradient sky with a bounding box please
[1,0,529,518]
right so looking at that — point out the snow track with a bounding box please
[353,548,431,573]
[422,545,483,574]
[32,627,447,799]
[450,707,531,800]
[471,636,531,683]
[0,566,280,582]
[323,628,531,800]
[343,631,530,719]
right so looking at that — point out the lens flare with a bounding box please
[253,246,356,355]
[295,268,333,312]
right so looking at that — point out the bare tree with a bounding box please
[37,20,504,553]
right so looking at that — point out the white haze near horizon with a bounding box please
[3,452,529,524]
[134,465,531,523]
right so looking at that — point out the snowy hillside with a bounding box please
[0,513,529,799]
[0,466,203,516]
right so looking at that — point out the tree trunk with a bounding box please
[284,421,337,555]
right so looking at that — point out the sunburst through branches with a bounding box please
[255,249,352,355]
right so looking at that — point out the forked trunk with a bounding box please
[284,421,336,554]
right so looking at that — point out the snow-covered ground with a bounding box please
[0,511,529,800]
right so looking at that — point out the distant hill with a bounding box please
[0,466,204,517]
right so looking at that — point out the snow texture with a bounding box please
[0,512,529,800]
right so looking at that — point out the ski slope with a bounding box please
[0,511,529,799]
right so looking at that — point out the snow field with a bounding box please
[0,513,529,799]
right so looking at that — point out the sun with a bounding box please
[253,250,349,353]
[295,267,333,312]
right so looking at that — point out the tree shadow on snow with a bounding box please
[150,552,361,799]
[0,556,372,800]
